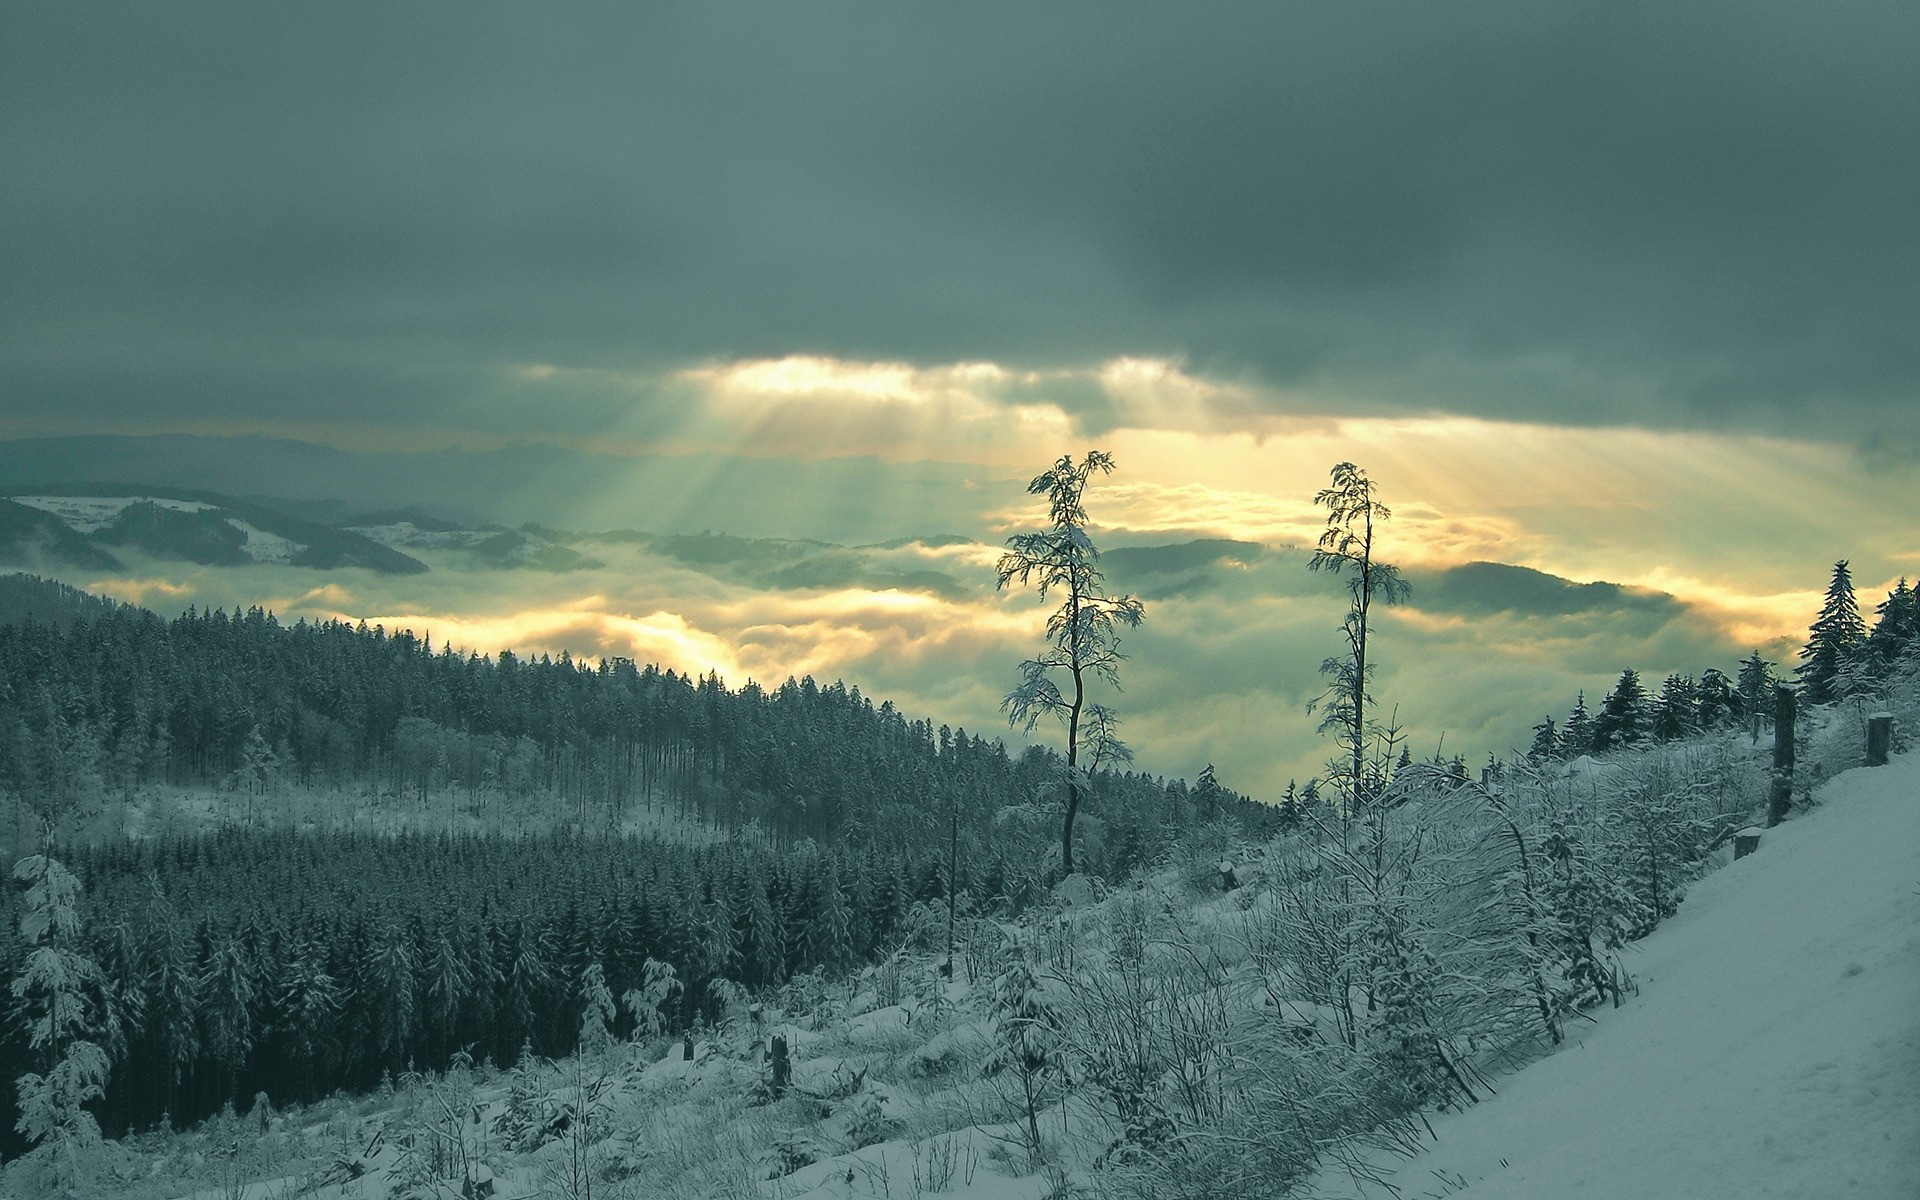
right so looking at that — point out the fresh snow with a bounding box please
[1319,753,1920,1200]
[10,494,214,532]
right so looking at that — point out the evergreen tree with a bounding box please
[1557,692,1596,758]
[1527,716,1558,763]
[1695,668,1738,730]
[1651,674,1698,742]
[1592,670,1650,751]
[199,934,256,1097]
[1867,578,1918,670]
[10,854,112,1193]
[1736,652,1777,741]
[577,962,616,1056]
[1797,560,1866,705]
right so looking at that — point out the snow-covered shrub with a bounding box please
[988,953,1061,1159]
[842,1086,901,1150]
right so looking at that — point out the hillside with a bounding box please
[0,486,428,574]
[0,572,131,628]
[1317,751,1920,1199]
[7,701,1915,1197]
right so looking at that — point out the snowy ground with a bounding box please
[21,748,1917,1200]
[1320,754,1920,1200]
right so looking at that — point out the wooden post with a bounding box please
[1732,828,1762,859]
[682,1032,695,1061]
[1868,712,1893,767]
[1768,685,1796,828]
[769,1034,791,1096]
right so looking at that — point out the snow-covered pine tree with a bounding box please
[577,961,616,1056]
[621,957,681,1044]
[1797,559,1866,705]
[1557,692,1596,758]
[1592,669,1651,750]
[1651,674,1699,742]
[1696,667,1739,730]
[10,853,112,1195]
[1527,716,1558,763]
[1867,578,1918,670]
[199,932,256,1101]
[1736,651,1777,741]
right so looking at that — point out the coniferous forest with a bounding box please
[0,591,1276,1150]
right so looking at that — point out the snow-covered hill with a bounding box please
[1316,751,1920,1200]
[0,488,428,574]
[15,745,1917,1199]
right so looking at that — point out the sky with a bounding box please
[4,2,1919,796]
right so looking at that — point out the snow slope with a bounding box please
[1325,754,1920,1200]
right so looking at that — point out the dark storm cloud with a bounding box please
[5,1,1918,439]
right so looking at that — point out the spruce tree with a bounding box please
[1527,717,1558,764]
[10,854,112,1193]
[1797,560,1866,705]
[1695,668,1738,730]
[1651,674,1698,742]
[1867,578,1918,670]
[1736,652,1776,741]
[1592,670,1650,751]
[1557,692,1596,758]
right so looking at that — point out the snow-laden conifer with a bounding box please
[10,853,111,1195]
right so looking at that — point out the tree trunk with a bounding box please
[1768,685,1796,827]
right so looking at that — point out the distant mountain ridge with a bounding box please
[0,484,429,575]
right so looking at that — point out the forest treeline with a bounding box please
[0,592,1269,848]
[0,824,1044,1146]
[0,583,1279,1149]
[1528,563,1919,761]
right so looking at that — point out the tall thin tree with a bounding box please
[1308,462,1410,808]
[997,451,1145,878]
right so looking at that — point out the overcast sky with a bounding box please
[5,2,1918,793]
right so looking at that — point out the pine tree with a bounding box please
[1867,578,1918,670]
[1557,692,1596,758]
[1592,670,1650,751]
[577,962,616,1056]
[1797,560,1866,705]
[1736,652,1777,741]
[10,854,112,1193]
[200,934,257,1100]
[1527,716,1558,763]
[1695,668,1738,730]
[1651,674,1698,742]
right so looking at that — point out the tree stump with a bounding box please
[1768,685,1797,828]
[1732,828,1762,860]
[770,1033,791,1096]
[683,1032,695,1061]
[1868,712,1893,767]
